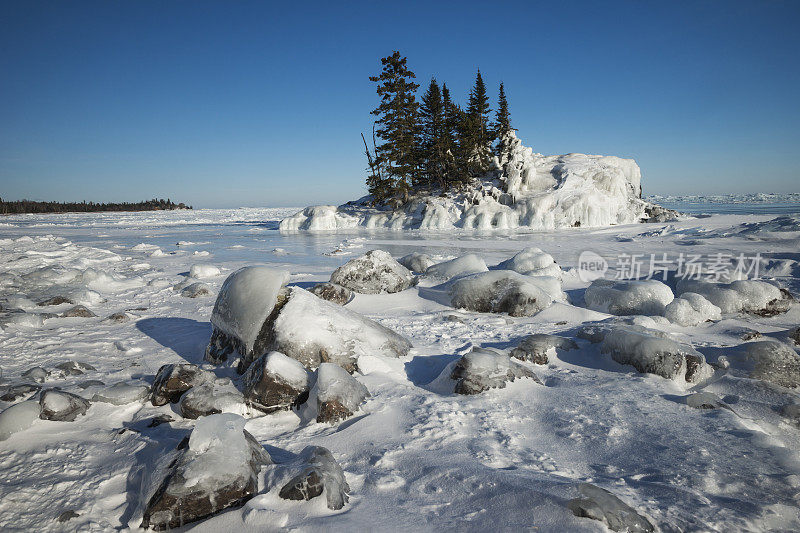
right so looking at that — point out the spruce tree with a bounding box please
[441,83,465,188]
[464,70,493,176]
[493,82,514,167]
[419,78,448,190]
[369,51,420,202]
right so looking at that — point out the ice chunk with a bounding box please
[449,270,565,317]
[278,446,350,510]
[189,264,221,279]
[179,378,248,419]
[39,389,90,421]
[509,334,578,364]
[398,252,436,273]
[676,279,790,315]
[244,352,309,413]
[495,247,562,279]
[0,401,42,441]
[91,382,150,405]
[312,363,369,423]
[449,347,540,394]
[210,266,290,355]
[424,254,489,281]
[663,292,722,326]
[568,482,654,532]
[329,250,414,294]
[584,279,674,316]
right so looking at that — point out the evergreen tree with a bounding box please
[440,83,463,187]
[464,70,493,176]
[493,82,514,167]
[368,51,420,202]
[418,78,447,190]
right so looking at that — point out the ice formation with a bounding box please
[495,247,562,279]
[568,482,654,532]
[509,334,578,364]
[189,264,221,279]
[449,347,540,394]
[277,446,350,510]
[280,132,661,232]
[676,279,791,315]
[39,389,91,421]
[398,252,436,273]
[91,382,150,405]
[0,400,42,441]
[311,362,369,422]
[244,351,310,413]
[584,279,674,316]
[722,339,800,388]
[449,270,565,317]
[329,250,414,294]
[663,292,721,326]
[424,254,489,281]
[179,378,248,419]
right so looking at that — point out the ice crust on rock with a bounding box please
[449,270,565,317]
[0,400,42,441]
[312,363,369,423]
[244,352,310,413]
[278,446,350,510]
[1,383,41,402]
[179,378,248,419]
[141,413,271,531]
[39,389,90,421]
[568,482,654,532]
[180,282,211,298]
[280,132,658,232]
[510,334,578,364]
[92,382,150,405]
[329,250,414,294]
[424,254,489,281]
[723,339,800,388]
[676,279,791,316]
[22,367,50,383]
[150,364,214,406]
[663,292,722,326]
[495,247,562,279]
[397,252,436,273]
[449,347,540,394]
[584,279,674,316]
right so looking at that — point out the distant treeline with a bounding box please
[0,197,192,215]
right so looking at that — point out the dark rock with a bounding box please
[509,334,578,365]
[150,364,213,406]
[147,414,174,428]
[61,305,97,318]
[751,288,794,317]
[278,446,350,510]
[313,363,369,423]
[451,347,540,395]
[55,361,96,376]
[39,389,90,421]
[38,296,73,306]
[1,383,41,402]
[641,203,680,223]
[740,329,762,341]
[56,510,80,522]
[568,483,654,532]
[244,352,309,413]
[106,311,130,323]
[310,282,352,305]
[444,314,466,323]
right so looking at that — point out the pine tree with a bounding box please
[464,70,493,176]
[368,51,420,203]
[440,83,463,187]
[419,78,448,190]
[493,82,514,167]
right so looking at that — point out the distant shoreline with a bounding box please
[0,198,192,215]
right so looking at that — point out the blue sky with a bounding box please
[1,0,798,208]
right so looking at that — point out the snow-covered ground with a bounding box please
[1,207,800,531]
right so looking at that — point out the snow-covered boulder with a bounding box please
[424,254,488,281]
[189,264,221,279]
[141,413,271,530]
[398,252,435,273]
[277,446,350,510]
[450,270,565,317]
[663,292,722,326]
[39,389,90,421]
[495,247,562,279]
[91,382,150,405]
[450,347,540,395]
[329,250,414,294]
[676,279,792,316]
[721,340,800,388]
[311,363,369,423]
[584,279,674,316]
[179,378,248,419]
[150,364,214,406]
[509,334,578,364]
[310,282,352,305]
[568,483,654,532]
[0,401,42,441]
[244,352,309,413]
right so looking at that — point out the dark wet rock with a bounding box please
[56,510,80,522]
[38,296,73,306]
[39,389,90,421]
[141,414,271,531]
[1,383,41,402]
[106,311,130,323]
[147,414,174,428]
[178,379,245,420]
[641,203,680,223]
[278,446,350,510]
[313,363,369,423]
[509,334,578,365]
[180,282,211,298]
[451,347,540,395]
[329,250,414,294]
[150,364,213,406]
[310,282,352,305]
[55,361,96,376]
[22,367,50,383]
[61,305,97,318]
[568,483,654,532]
[244,352,309,413]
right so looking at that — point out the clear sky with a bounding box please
[1,0,798,208]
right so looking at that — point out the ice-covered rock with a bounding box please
[189,264,221,279]
[60,305,97,318]
[106,311,130,323]
[568,482,654,532]
[685,391,726,410]
[91,382,150,405]
[179,378,248,419]
[722,339,800,388]
[450,347,540,395]
[37,296,73,306]
[279,205,361,231]
[278,446,350,510]
[495,247,562,279]
[244,352,309,413]
[450,270,565,317]
[584,279,674,316]
[509,334,578,364]
[54,361,96,376]
[0,401,42,441]
[310,282,352,305]
[329,250,414,294]
[150,364,214,406]
[398,252,435,273]
[180,282,211,298]
[1,383,41,402]
[789,327,800,346]
[312,363,369,423]
[676,279,792,316]
[424,254,489,281]
[39,389,90,421]
[21,367,50,383]
[663,292,722,326]
[141,413,271,530]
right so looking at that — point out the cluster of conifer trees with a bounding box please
[364,52,515,204]
[0,197,191,215]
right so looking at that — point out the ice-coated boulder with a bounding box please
[179,378,248,419]
[244,352,309,413]
[495,247,562,279]
[37,295,73,306]
[0,383,41,402]
[22,367,50,383]
[450,270,565,317]
[0,400,42,441]
[312,363,369,423]
[310,282,352,305]
[685,391,726,410]
[584,279,674,316]
[424,254,488,281]
[398,252,435,273]
[180,282,211,298]
[92,382,150,405]
[106,311,130,323]
[141,413,271,530]
[39,389,90,421]
[278,446,350,510]
[676,279,792,316]
[568,483,654,532]
[450,347,540,395]
[61,305,97,318]
[722,339,800,388]
[663,292,721,326]
[329,250,414,294]
[150,364,214,406]
[509,334,578,364]
[189,264,221,279]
